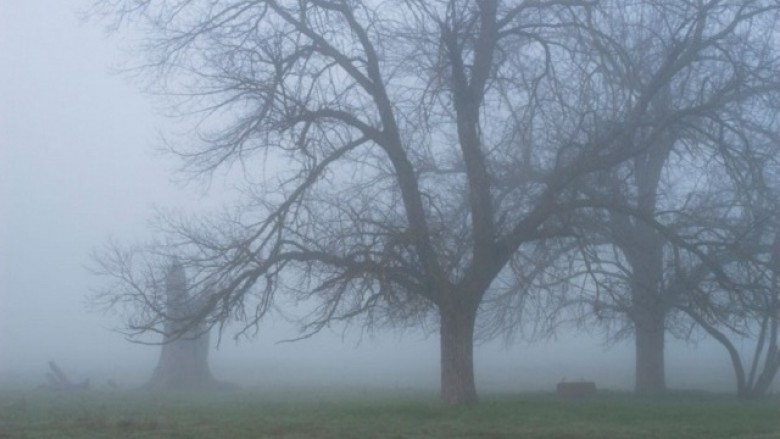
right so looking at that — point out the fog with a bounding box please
[0,0,764,396]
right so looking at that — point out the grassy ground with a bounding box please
[1,388,778,438]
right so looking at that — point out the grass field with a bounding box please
[1,388,778,438]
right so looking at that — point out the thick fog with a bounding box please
[0,0,761,395]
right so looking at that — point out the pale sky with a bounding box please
[0,0,750,394]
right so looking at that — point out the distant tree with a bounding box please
[494,0,780,395]
[479,0,780,396]
[568,140,779,397]
[91,0,780,404]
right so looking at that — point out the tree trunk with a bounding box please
[634,322,666,394]
[626,233,667,395]
[439,300,478,405]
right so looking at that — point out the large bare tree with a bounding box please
[92,0,780,404]
[567,134,779,396]
[481,0,780,398]
[488,0,780,395]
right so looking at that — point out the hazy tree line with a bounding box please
[91,0,780,404]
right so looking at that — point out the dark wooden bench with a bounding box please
[556,381,597,398]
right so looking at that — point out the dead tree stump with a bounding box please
[144,260,233,391]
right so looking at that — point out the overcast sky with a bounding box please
[0,0,754,394]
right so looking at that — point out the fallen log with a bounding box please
[38,361,89,391]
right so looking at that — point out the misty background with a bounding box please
[0,0,761,394]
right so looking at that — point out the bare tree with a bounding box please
[493,0,780,395]
[571,150,779,396]
[91,0,780,404]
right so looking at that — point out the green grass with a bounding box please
[1,389,778,438]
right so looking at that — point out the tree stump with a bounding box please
[145,260,233,391]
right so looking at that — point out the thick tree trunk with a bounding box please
[439,301,478,405]
[627,236,667,395]
[617,130,672,396]
[634,322,666,394]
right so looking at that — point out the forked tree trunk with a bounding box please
[685,307,779,400]
[439,300,478,405]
